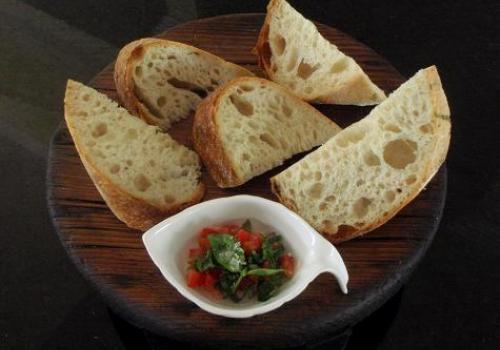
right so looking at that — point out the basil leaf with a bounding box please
[208,234,246,273]
[247,268,284,276]
[262,233,284,268]
[241,219,252,231]
[257,273,287,301]
[217,271,241,298]
[194,250,215,272]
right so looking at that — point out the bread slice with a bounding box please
[271,66,450,242]
[64,80,204,231]
[114,38,253,130]
[255,0,386,106]
[193,76,341,188]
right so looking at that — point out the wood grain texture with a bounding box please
[47,14,447,349]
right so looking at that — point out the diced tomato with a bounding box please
[199,227,218,238]
[198,237,211,250]
[219,224,239,234]
[200,224,239,237]
[281,254,295,278]
[235,229,252,242]
[235,229,263,253]
[203,272,218,287]
[242,238,260,253]
[187,270,205,288]
[189,248,202,258]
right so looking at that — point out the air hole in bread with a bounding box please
[322,220,334,231]
[210,79,218,86]
[297,60,321,80]
[156,96,166,107]
[164,194,175,203]
[167,55,176,60]
[147,62,153,68]
[78,111,88,117]
[314,171,322,181]
[242,153,250,161]
[213,68,220,75]
[86,140,96,147]
[384,123,401,133]
[319,203,328,211]
[149,160,156,167]
[330,58,348,74]
[134,174,151,192]
[356,179,365,187]
[92,123,107,138]
[405,174,417,185]
[260,133,278,148]
[249,135,258,144]
[126,160,133,166]
[240,85,254,92]
[304,86,313,94]
[110,164,120,174]
[167,78,207,98]
[308,183,323,199]
[135,66,143,77]
[82,94,90,101]
[272,34,287,56]
[420,123,433,134]
[281,104,292,117]
[336,128,366,147]
[325,195,336,203]
[353,197,372,218]
[383,139,417,169]
[127,128,138,140]
[363,150,381,166]
[286,48,299,72]
[384,190,395,203]
[229,94,254,116]
[270,111,285,122]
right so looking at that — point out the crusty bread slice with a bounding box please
[255,0,386,106]
[271,66,450,242]
[114,38,253,130]
[193,76,341,188]
[64,80,204,231]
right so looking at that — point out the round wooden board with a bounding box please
[47,14,447,349]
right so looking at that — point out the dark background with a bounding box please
[1,0,499,349]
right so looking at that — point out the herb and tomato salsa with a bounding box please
[186,220,295,302]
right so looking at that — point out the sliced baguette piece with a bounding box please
[193,76,342,188]
[64,80,204,231]
[114,38,253,130]
[271,66,450,242]
[255,0,386,106]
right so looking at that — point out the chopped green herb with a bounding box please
[194,250,215,272]
[208,234,246,273]
[247,268,284,276]
[241,219,252,231]
[262,233,284,268]
[186,220,295,303]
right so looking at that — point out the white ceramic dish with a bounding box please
[142,195,348,318]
